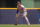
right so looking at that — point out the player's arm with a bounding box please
[16,9,19,16]
[24,8,26,16]
[25,8,27,14]
[22,8,26,18]
[16,6,19,16]
[22,5,26,14]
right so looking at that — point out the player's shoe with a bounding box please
[15,24,17,25]
[28,23,30,25]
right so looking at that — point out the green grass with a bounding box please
[0,24,40,27]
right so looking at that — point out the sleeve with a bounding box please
[16,10,19,14]
[17,6,19,14]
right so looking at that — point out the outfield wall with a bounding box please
[0,9,39,24]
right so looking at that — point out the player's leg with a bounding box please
[25,16,30,25]
[22,12,30,25]
[15,14,20,25]
[15,12,21,25]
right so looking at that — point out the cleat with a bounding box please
[15,24,17,25]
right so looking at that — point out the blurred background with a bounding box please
[21,0,40,8]
[0,0,20,8]
[0,0,40,24]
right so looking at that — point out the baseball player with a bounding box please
[15,1,30,25]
